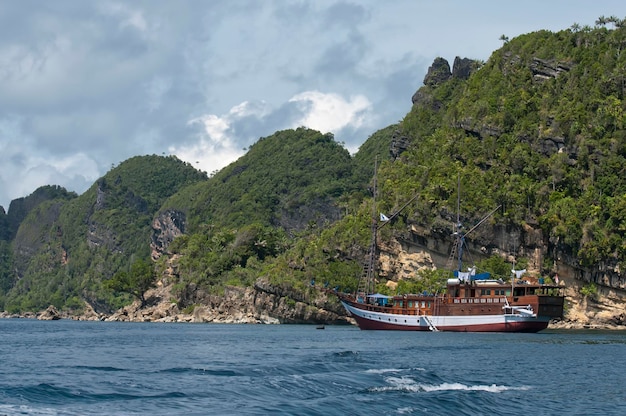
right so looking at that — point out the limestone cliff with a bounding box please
[101,280,350,325]
[151,209,186,260]
[379,225,626,329]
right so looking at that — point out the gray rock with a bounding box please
[38,305,61,320]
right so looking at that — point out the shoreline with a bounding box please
[1,311,625,331]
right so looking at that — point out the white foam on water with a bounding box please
[0,404,83,416]
[418,382,530,393]
[365,367,425,374]
[370,376,531,393]
[365,368,403,374]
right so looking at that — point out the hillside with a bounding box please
[1,20,625,327]
[2,155,207,313]
[389,25,626,289]
[148,128,376,312]
[161,128,364,234]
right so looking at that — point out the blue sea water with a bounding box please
[0,320,624,415]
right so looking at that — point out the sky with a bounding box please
[1,1,626,210]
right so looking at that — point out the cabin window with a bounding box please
[421,301,425,308]
[408,301,413,307]
[505,290,511,296]
[428,302,431,308]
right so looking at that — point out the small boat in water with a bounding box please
[333,169,564,333]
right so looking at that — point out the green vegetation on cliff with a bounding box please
[2,19,626,315]
[2,155,206,313]
[164,128,360,233]
[160,128,376,303]
[380,23,626,274]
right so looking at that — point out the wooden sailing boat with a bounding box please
[335,168,564,332]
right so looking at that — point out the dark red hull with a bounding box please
[350,312,549,332]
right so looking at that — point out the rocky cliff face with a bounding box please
[382,223,626,329]
[26,213,621,329]
[64,227,624,329]
[99,279,350,325]
[411,56,481,116]
[0,206,8,241]
[151,210,186,260]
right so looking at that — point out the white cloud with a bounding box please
[21,153,100,190]
[0,116,99,208]
[1,152,99,209]
[175,92,372,175]
[3,0,624,209]
[168,138,243,177]
[288,91,373,133]
[99,2,149,33]
[174,101,271,174]
[172,108,243,175]
[193,114,230,144]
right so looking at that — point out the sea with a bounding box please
[0,320,624,416]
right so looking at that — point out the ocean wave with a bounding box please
[365,367,425,374]
[418,382,531,393]
[365,368,403,374]
[0,403,83,416]
[157,367,241,376]
[4,383,187,405]
[331,350,359,358]
[71,365,126,372]
[369,377,531,393]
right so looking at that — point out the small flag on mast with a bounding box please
[512,269,526,279]
[380,213,389,221]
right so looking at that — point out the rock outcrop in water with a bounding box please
[37,305,61,320]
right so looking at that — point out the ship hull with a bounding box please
[341,300,551,333]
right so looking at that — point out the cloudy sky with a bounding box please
[1,1,625,209]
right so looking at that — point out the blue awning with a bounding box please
[367,293,393,299]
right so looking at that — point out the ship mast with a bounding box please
[356,157,379,300]
[447,175,464,273]
[447,175,501,275]
[355,157,421,301]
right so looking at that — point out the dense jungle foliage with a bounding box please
[1,18,626,313]
[385,22,626,270]
[1,155,207,312]
[158,127,382,300]
[161,128,366,233]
